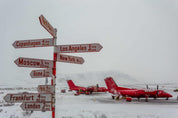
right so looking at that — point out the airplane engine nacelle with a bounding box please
[126,97,132,102]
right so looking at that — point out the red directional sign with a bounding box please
[12,38,54,48]
[38,85,54,94]
[4,93,52,103]
[39,15,56,37]
[55,43,103,53]
[14,57,53,68]
[20,102,52,111]
[30,69,52,78]
[57,54,84,64]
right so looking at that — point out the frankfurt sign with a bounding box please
[4,93,52,103]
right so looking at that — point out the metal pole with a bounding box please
[52,29,57,118]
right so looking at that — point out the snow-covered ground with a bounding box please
[0,72,178,118]
[56,82,178,118]
[0,84,178,118]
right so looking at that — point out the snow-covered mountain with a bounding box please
[56,71,139,88]
[1,70,140,88]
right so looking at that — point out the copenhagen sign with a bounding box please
[12,38,54,48]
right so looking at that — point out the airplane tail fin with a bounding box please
[67,80,76,89]
[104,77,131,90]
[104,77,118,90]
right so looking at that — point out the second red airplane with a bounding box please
[104,77,172,102]
[67,80,108,95]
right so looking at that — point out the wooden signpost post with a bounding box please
[4,15,103,118]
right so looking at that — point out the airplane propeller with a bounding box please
[146,85,149,89]
[146,84,159,97]
[156,85,159,96]
[157,85,159,90]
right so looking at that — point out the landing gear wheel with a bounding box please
[115,96,120,100]
[145,95,148,102]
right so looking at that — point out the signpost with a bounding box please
[20,102,52,111]
[14,57,53,68]
[12,38,54,48]
[57,54,84,64]
[38,85,54,94]
[30,69,52,78]
[55,43,103,53]
[7,15,103,118]
[4,93,52,103]
[39,15,56,38]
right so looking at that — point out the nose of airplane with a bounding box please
[158,91,173,97]
[167,93,173,97]
[164,92,173,97]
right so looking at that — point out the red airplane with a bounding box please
[67,80,108,95]
[104,77,172,102]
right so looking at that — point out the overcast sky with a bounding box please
[0,0,178,85]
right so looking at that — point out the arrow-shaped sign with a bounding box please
[12,38,54,48]
[4,93,52,103]
[30,69,52,78]
[38,85,54,94]
[39,15,56,37]
[55,43,103,53]
[14,57,53,68]
[20,102,52,111]
[57,54,84,64]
